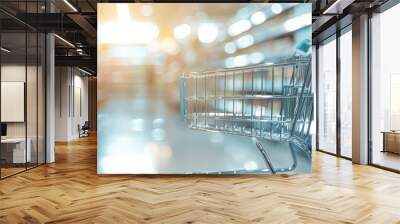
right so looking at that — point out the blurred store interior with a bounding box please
[96,3,312,174]
[1,0,400,176]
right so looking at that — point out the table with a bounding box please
[381,131,400,154]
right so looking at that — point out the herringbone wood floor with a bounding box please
[1,135,400,224]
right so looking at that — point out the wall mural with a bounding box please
[97,3,313,174]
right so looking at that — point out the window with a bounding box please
[0,1,46,179]
[340,29,352,158]
[371,3,400,171]
[317,37,337,154]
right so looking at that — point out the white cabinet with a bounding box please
[1,138,32,163]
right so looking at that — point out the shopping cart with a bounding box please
[180,56,313,174]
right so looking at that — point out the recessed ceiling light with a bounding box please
[78,67,93,76]
[63,0,78,12]
[1,47,11,53]
[54,34,75,48]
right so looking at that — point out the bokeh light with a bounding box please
[250,11,266,25]
[197,23,219,43]
[174,24,191,39]
[228,19,252,36]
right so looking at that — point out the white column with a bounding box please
[45,0,56,163]
[46,32,55,163]
[312,45,317,150]
[352,14,369,164]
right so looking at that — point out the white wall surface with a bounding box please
[55,67,89,141]
[1,82,25,122]
[1,63,47,163]
[1,65,36,138]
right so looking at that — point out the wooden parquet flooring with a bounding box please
[0,167,26,178]
[1,135,400,223]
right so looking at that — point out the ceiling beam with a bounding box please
[14,13,82,32]
[67,13,97,40]
[55,55,96,71]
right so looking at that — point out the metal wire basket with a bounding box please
[180,56,313,174]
